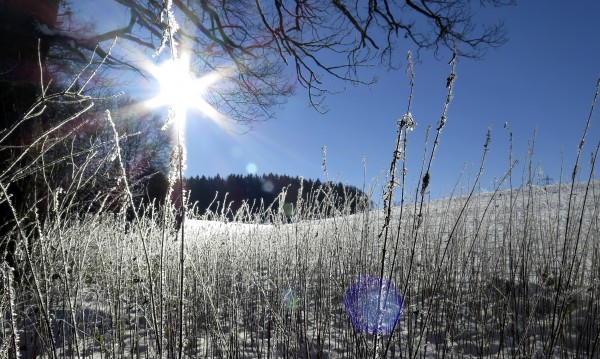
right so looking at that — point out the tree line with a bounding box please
[185,173,372,220]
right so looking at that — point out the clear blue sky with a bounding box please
[78,2,600,200]
[181,2,600,200]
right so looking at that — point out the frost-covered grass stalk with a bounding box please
[152,2,187,356]
[2,50,600,358]
[4,169,598,358]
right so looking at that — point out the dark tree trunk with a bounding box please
[0,0,60,279]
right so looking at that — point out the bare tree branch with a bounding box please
[2,0,513,120]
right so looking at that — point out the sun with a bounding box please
[144,54,222,130]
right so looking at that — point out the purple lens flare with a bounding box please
[344,276,403,335]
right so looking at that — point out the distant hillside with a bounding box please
[185,174,371,218]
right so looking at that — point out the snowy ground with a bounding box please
[4,181,599,358]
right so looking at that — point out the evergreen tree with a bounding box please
[185,173,371,221]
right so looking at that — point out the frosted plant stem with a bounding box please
[0,180,58,358]
[3,263,19,359]
[404,47,457,359]
[374,51,416,359]
[412,130,490,359]
[177,136,186,359]
[106,109,163,356]
[155,1,187,355]
[547,76,599,358]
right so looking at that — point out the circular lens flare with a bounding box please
[344,276,403,335]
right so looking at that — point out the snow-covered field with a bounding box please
[2,180,599,358]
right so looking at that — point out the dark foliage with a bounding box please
[186,173,372,220]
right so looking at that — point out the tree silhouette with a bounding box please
[2,0,513,123]
[186,173,371,220]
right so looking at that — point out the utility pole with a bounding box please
[541,175,553,186]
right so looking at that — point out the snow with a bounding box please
[8,180,599,358]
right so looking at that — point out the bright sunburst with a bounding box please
[144,54,222,131]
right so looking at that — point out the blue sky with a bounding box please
[180,2,600,200]
[77,2,600,200]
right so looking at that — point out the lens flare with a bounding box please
[344,276,403,335]
[261,179,274,193]
[282,288,303,310]
[246,162,257,174]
